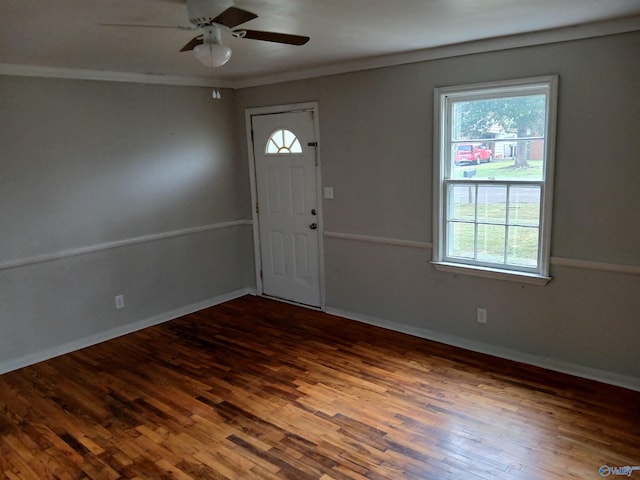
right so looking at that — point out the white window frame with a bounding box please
[432,76,558,285]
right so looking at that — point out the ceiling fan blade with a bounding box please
[180,35,204,52]
[212,6,258,28]
[235,30,310,46]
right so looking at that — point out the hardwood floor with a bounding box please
[1,295,639,479]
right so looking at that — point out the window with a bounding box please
[432,76,558,285]
[266,129,303,154]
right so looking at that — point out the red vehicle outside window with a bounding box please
[454,143,493,165]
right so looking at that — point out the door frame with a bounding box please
[245,102,325,310]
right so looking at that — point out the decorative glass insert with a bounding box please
[266,129,303,154]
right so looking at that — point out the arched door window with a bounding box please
[266,129,303,154]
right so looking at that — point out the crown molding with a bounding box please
[0,63,234,88]
[231,15,640,89]
[1,15,638,89]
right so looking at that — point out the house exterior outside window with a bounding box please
[432,76,558,285]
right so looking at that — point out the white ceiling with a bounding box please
[1,0,640,88]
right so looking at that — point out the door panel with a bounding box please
[294,233,310,279]
[251,110,321,307]
[270,231,286,276]
[267,166,283,213]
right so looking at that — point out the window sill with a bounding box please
[431,261,552,286]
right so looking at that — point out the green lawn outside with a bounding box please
[448,202,540,267]
[454,159,544,181]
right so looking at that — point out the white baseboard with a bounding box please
[326,307,640,392]
[5,291,636,393]
[0,288,256,376]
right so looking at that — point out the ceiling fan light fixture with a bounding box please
[194,26,231,68]
[194,42,232,67]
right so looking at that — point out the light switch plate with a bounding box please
[323,187,334,199]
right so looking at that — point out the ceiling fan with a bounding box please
[105,0,310,68]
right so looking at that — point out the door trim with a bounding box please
[245,102,325,311]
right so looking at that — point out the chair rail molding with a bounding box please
[324,230,640,276]
[0,220,253,272]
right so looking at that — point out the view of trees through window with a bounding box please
[450,94,547,181]
[436,78,555,277]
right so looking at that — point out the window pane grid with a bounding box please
[435,76,556,278]
[451,136,545,144]
[444,181,541,270]
[265,129,303,155]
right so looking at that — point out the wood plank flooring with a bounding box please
[1,295,639,479]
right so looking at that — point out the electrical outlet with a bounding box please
[115,295,125,310]
[477,308,487,324]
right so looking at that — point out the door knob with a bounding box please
[309,223,318,230]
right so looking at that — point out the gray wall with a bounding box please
[0,76,254,369]
[1,31,638,385]
[236,31,640,380]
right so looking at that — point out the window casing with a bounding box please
[432,76,558,285]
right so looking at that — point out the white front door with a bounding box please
[250,109,321,307]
